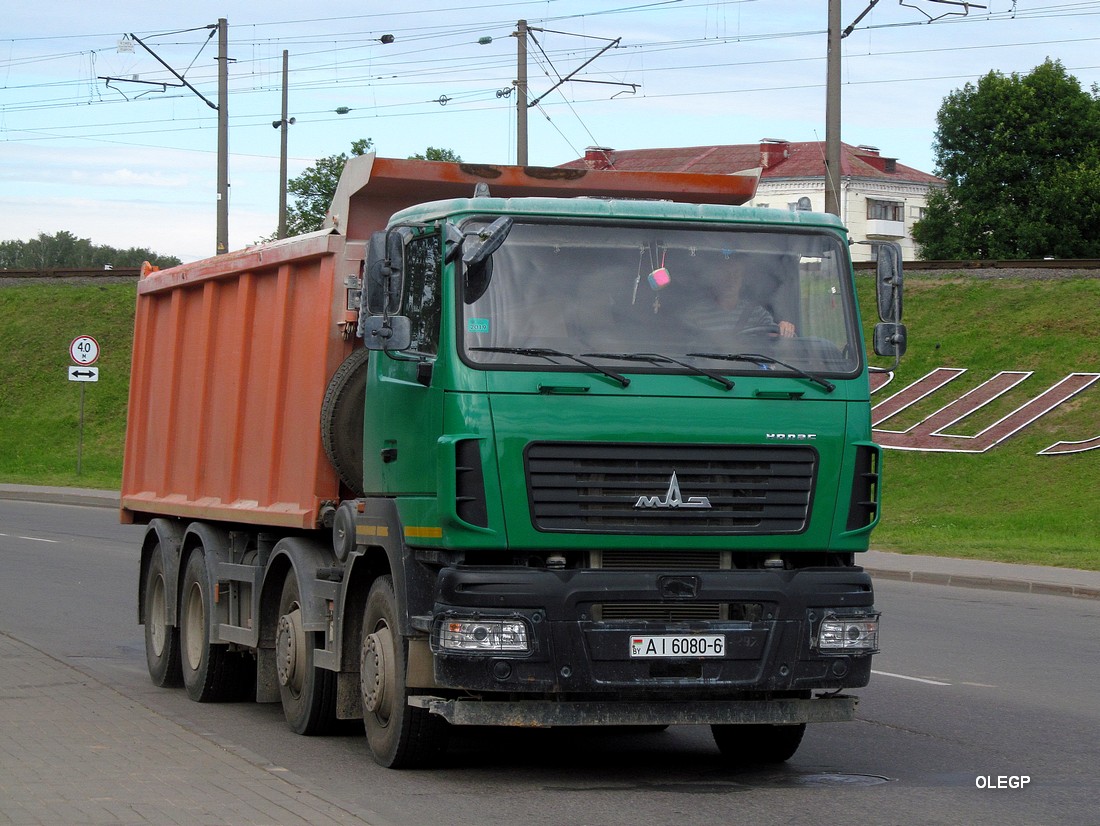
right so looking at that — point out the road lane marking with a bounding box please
[0,533,59,543]
[872,669,951,686]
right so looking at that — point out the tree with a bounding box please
[410,147,463,163]
[912,59,1100,259]
[0,231,180,270]
[284,138,374,237]
[281,141,464,237]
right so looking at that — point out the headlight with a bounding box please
[818,615,879,652]
[437,618,530,654]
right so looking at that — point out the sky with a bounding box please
[2,0,1097,263]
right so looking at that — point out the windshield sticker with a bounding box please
[467,318,490,334]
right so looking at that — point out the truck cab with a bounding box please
[349,194,895,764]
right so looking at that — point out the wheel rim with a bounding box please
[362,622,395,724]
[276,605,306,697]
[182,580,205,671]
[148,572,167,657]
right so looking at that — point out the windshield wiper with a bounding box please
[686,352,836,393]
[582,352,734,391]
[470,347,630,387]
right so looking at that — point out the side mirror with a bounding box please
[361,314,412,351]
[872,241,904,323]
[461,217,513,304]
[873,322,907,359]
[462,217,513,269]
[364,228,409,315]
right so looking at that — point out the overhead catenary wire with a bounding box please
[3,2,1099,160]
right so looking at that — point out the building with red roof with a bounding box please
[562,140,944,260]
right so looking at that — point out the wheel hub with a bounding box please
[148,573,167,657]
[276,609,305,690]
[182,582,205,671]
[361,625,395,718]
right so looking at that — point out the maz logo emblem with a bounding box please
[634,472,713,510]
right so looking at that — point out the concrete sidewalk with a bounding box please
[0,633,376,826]
[863,549,1100,601]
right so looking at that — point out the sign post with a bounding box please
[69,336,101,476]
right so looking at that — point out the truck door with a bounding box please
[365,231,443,496]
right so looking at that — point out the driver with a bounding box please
[698,260,795,338]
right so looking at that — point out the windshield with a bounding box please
[460,219,860,377]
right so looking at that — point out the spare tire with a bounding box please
[321,347,370,497]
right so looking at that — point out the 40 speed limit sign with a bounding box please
[69,335,100,366]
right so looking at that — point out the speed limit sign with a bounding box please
[69,335,100,366]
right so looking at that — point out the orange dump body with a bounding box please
[121,231,357,527]
[121,156,758,529]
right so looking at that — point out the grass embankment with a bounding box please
[1,276,1098,569]
[0,283,134,489]
[858,275,1100,568]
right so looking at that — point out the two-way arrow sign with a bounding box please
[68,366,99,382]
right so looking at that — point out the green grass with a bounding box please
[858,274,1100,569]
[2,276,1099,569]
[0,283,135,489]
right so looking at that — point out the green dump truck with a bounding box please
[126,156,904,769]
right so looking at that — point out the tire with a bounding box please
[143,543,182,687]
[711,723,806,764]
[361,575,448,768]
[321,347,370,497]
[179,550,240,702]
[276,572,337,735]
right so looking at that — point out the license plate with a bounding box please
[630,634,725,658]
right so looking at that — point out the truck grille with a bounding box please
[525,442,816,535]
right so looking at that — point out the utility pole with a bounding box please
[824,0,842,217]
[510,21,631,167]
[216,18,229,254]
[515,20,529,166]
[100,20,230,255]
[277,49,289,239]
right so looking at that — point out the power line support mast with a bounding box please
[515,20,529,166]
[278,50,290,240]
[216,19,229,254]
[511,21,632,167]
[824,0,843,217]
[825,0,986,217]
[99,21,230,255]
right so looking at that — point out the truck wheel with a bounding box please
[276,572,336,734]
[143,543,182,687]
[179,551,238,702]
[321,347,369,497]
[711,723,806,764]
[361,575,448,768]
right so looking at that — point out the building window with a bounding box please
[910,205,927,220]
[867,199,904,222]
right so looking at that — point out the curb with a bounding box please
[865,566,1100,601]
[3,484,1098,601]
[0,483,119,509]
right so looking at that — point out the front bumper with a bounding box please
[412,695,859,727]
[429,565,877,696]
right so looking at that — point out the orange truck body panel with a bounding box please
[120,156,758,529]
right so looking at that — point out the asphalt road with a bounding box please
[2,499,1098,826]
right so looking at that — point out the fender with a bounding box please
[181,522,233,643]
[263,536,336,634]
[138,518,185,626]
